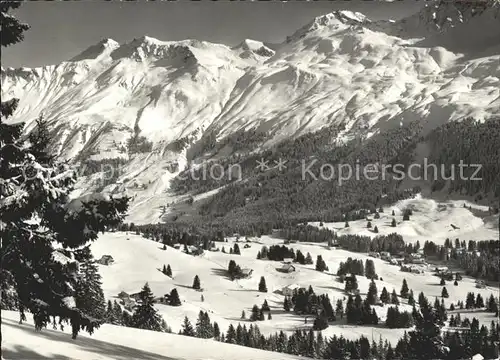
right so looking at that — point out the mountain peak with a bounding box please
[70,38,119,62]
[286,10,369,43]
[398,0,497,33]
[233,39,275,58]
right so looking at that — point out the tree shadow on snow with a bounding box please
[210,268,231,280]
[3,345,72,360]
[2,319,176,360]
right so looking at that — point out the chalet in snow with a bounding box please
[240,268,253,278]
[277,263,296,273]
[282,284,305,297]
[97,255,114,265]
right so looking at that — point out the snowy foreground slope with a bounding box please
[1,311,300,360]
[2,2,500,223]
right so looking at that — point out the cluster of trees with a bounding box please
[227,260,244,280]
[180,311,220,339]
[289,287,335,320]
[197,118,423,229]
[315,255,328,272]
[385,307,414,329]
[294,250,314,265]
[336,233,406,254]
[257,245,295,261]
[345,294,379,325]
[423,238,500,281]
[127,133,153,154]
[426,117,500,197]
[278,224,335,244]
[455,240,500,282]
[216,313,499,360]
[443,319,500,360]
[161,264,172,277]
[104,283,172,333]
[337,257,366,276]
[249,303,271,321]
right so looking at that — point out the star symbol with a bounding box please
[255,158,270,172]
[274,158,287,171]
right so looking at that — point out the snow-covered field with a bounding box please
[309,195,499,246]
[89,232,497,345]
[1,311,301,360]
[2,196,498,358]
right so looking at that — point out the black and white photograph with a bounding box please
[1,0,499,359]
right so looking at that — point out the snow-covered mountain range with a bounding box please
[2,1,499,223]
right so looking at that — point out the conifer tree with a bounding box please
[315,255,327,272]
[374,225,379,233]
[166,264,172,277]
[181,316,195,336]
[400,279,409,298]
[367,279,378,305]
[408,290,415,306]
[105,300,116,324]
[192,275,201,290]
[267,312,272,320]
[391,218,397,227]
[380,287,390,303]
[233,243,241,255]
[241,310,246,319]
[335,299,344,319]
[258,276,267,293]
[391,289,400,305]
[441,287,449,298]
[213,321,220,340]
[131,283,164,332]
[407,300,447,359]
[112,301,123,325]
[162,264,167,274]
[261,299,270,312]
[0,4,129,348]
[487,294,498,313]
[305,252,313,264]
[74,247,106,321]
[226,324,236,343]
[169,288,181,306]
[365,259,377,279]
[475,293,484,308]
[196,310,213,338]
[250,304,260,321]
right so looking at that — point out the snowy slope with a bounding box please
[2,197,497,358]
[2,2,500,223]
[309,195,500,246]
[85,197,498,344]
[1,311,302,360]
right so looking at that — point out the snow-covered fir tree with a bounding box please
[0,3,129,349]
[130,283,165,332]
